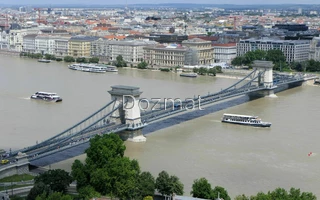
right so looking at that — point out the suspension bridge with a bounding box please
[1,61,318,167]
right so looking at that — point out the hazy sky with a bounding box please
[0,0,319,5]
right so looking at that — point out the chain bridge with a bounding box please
[2,61,318,167]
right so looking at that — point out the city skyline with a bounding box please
[0,0,320,5]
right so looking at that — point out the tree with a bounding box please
[198,67,208,75]
[71,159,88,190]
[231,56,245,66]
[211,186,231,200]
[71,133,140,200]
[64,56,75,62]
[115,55,127,67]
[34,169,73,193]
[169,175,184,195]
[35,192,73,200]
[76,57,88,63]
[89,57,99,63]
[190,177,212,199]
[234,194,250,200]
[136,172,155,199]
[77,186,101,200]
[208,68,216,76]
[155,171,184,196]
[137,61,148,69]
[27,182,51,200]
[155,171,171,195]
[266,49,286,64]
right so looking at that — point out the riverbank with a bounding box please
[0,49,20,56]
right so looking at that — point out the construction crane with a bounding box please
[34,8,47,25]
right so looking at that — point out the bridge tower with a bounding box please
[249,60,276,98]
[108,85,147,142]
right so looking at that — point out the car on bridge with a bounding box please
[1,159,9,164]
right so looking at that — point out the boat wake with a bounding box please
[20,97,30,100]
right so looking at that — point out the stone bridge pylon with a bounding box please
[108,85,147,142]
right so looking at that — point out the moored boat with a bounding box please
[68,63,118,73]
[221,113,271,127]
[31,92,62,102]
[180,73,197,78]
[38,59,51,63]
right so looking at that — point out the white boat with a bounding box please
[221,113,271,127]
[38,59,51,63]
[31,92,62,102]
[68,63,118,73]
[180,73,197,78]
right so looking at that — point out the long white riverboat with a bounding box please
[221,113,271,127]
[31,92,62,102]
[68,63,118,73]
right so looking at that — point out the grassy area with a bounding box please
[0,174,35,183]
[0,184,33,191]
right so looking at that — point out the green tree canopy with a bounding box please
[71,133,140,200]
[211,186,231,200]
[35,192,73,200]
[155,170,184,196]
[190,177,212,199]
[34,169,73,194]
[27,182,51,200]
[89,57,100,63]
[136,171,156,200]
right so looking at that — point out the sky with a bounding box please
[0,0,320,5]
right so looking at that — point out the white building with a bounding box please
[213,43,237,64]
[0,30,9,49]
[91,39,158,64]
[35,34,56,55]
[23,34,37,53]
[54,35,71,57]
[309,37,320,61]
[237,39,310,63]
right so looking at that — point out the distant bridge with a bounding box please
[1,60,318,167]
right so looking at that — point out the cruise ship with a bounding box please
[68,63,118,73]
[31,92,62,102]
[221,113,271,127]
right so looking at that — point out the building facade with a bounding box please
[54,35,71,57]
[182,38,214,65]
[68,36,99,58]
[309,37,320,61]
[143,44,189,68]
[22,34,37,53]
[35,35,56,55]
[237,39,310,63]
[213,43,237,64]
[91,39,158,64]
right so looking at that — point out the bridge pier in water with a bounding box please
[248,60,277,99]
[108,85,147,142]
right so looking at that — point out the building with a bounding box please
[148,33,188,44]
[35,34,56,55]
[68,35,99,58]
[91,39,158,64]
[54,35,71,57]
[182,38,214,65]
[309,37,320,61]
[212,43,237,64]
[108,40,158,64]
[272,24,308,32]
[143,44,189,68]
[237,39,310,63]
[23,34,37,53]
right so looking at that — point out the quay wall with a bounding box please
[0,50,20,56]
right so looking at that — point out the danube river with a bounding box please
[1,54,320,198]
